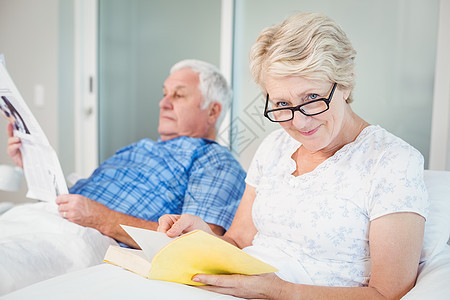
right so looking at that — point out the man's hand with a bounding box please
[56,194,161,248]
[158,214,215,237]
[55,194,115,235]
[6,123,23,168]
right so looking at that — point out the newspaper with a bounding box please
[0,58,68,202]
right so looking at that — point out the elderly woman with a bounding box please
[158,12,428,299]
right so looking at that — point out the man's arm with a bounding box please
[56,194,224,248]
[180,150,246,234]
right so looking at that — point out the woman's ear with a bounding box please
[343,89,351,103]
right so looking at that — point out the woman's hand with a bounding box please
[193,273,285,299]
[6,123,23,168]
[157,214,214,237]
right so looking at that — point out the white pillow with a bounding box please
[421,170,450,260]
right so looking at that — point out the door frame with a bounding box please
[73,0,98,177]
[429,0,450,170]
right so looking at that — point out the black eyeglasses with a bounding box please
[264,82,337,122]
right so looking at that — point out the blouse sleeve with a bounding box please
[367,142,429,221]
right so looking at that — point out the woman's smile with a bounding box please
[298,125,321,136]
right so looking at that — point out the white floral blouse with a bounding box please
[244,125,429,287]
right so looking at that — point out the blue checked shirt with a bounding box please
[69,137,246,230]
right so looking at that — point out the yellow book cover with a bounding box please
[103,225,277,285]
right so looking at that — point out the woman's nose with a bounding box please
[291,110,309,128]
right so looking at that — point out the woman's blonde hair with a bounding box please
[249,12,357,103]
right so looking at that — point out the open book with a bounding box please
[103,225,278,285]
[0,57,68,201]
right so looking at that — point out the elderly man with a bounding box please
[0,59,245,295]
[6,60,246,248]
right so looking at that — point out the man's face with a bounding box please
[158,68,212,141]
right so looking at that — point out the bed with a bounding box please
[1,170,450,299]
[0,201,116,295]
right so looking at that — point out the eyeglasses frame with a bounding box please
[264,82,337,123]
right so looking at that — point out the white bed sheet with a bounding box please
[3,247,450,299]
[0,202,116,295]
[1,263,239,299]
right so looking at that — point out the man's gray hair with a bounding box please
[170,59,232,129]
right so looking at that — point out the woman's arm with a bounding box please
[366,212,425,298]
[192,212,425,300]
[222,184,258,248]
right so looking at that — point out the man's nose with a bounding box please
[159,95,173,109]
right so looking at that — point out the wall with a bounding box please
[0,0,59,204]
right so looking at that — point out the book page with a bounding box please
[0,60,68,202]
[121,225,174,260]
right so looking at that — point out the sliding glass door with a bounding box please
[98,0,222,162]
